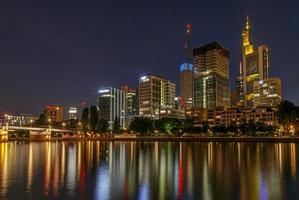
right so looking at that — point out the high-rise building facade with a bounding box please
[236,62,244,106]
[139,74,176,118]
[121,85,138,128]
[68,107,77,120]
[120,85,137,115]
[179,24,193,109]
[98,87,126,130]
[241,16,269,107]
[253,77,282,108]
[44,106,64,123]
[193,41,230,109]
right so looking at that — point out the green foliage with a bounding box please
[277,100,299,134]
[129,117,154,136]
[34,113,48,126]
[68,119,78,129]
[9,130,30,138]
[98,119,109,133]
[81,107,89,132]
[113,116,121,133]
[89,105,98,132]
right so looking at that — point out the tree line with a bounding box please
[81,106,121,133]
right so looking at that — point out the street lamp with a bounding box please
[62,122,66,129]
[78,122,82,130]
[29,119,33,127]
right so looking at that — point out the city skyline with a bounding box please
[0,0,298,115]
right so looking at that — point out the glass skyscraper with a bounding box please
[193,41,230,109]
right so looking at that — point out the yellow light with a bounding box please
[246,73,259,82]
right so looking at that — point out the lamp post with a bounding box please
[62,122,66,129]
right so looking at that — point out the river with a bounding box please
[0,141,298,199]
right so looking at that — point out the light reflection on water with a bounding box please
[0,141,298,200]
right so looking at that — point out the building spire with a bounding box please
[246,15,250,30]
[184,24,192,63]
[242,15,253,55]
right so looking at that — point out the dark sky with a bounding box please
[0,0,298,115]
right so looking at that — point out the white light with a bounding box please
[259,80,264,85]
[140,76,147,80]
[98,89,110,93]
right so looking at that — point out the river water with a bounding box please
[0,141,298,200]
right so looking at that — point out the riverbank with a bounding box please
[5,136,299,143]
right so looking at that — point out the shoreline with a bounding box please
[4,136,299,143]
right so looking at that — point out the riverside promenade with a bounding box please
[5,136,299,143]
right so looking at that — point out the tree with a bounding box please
[129,117,154,136]
[89,105,99,132]
[98,119,109,133]
[202,121,209,133]
[34,113,48,126]
[68,118,78,129]
[248,120,257,135]
[81,107,89,132]
[277,100,299,135]
[113,116,121,133]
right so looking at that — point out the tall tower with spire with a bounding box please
[241,16,270,107]
[184,24,193,63]
[179,24,193,109]
[242,16,253,56]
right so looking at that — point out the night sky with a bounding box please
[0,0,298,115]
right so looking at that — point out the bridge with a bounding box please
[0,124,81,141]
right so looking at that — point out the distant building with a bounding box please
[120,85,137,115]
[179,24,193,109]
[68,107,78,120]
[193,41,230,109]
[230,90,238,107]
[207,106,277,127]
[121,85,138,128]
[236,62,244,106]
[44,106,64,123]
[189,107,208,126]
[98,87,126,130]
[139,74,176,119]
[2,114,37,126]
[241,16,270,107]
[253,77,282,108]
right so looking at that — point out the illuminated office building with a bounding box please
[98,87,126,129]
[241,16,269,107]
[121,85,138,128]
[2,114,37,126]
[68,107,78,120]
[139,74,175,118]
[193,41,230,109]
[253,77,282,108]
[120,85,137,115]
[44,105,64,122]
[179,24,193,109]
[236,62,244,106]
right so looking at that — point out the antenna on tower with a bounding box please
[184,24,192,64]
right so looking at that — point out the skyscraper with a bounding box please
[44,106,64,123]
[139,74,176,118]
[193,41,230,109]
[68,107,77,120]
[120,85,137,115]
[241,16,269,107]
[179,24,193,109]
[98,87,126,130]
[236,62,244,106]
[253,77,282,108]
[121,85,138,128]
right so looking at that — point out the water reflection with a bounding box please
[0,141,298,199]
